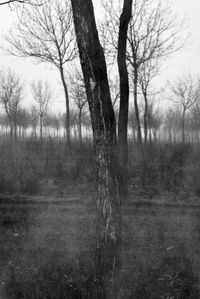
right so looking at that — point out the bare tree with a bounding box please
[43,112,62,138]
[29,105,39,138]
[138,60,159,143]
[5,0,76,147]
[168,74,199,144]
[0,69,23,139]
[146,103,162,142]
[128,0,185,144]
[51,113,62,138]
[101,0,186,145]
[117,0,132,197]
[0,112,10,136]
[16,108,30,138]
[69,66,88,145]
[164,108,182,143]
[129,106,138,142]
[31,80,51,141]
[81,112,92,140]
[100,0,132,197]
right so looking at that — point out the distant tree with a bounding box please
[168,74,199,144]
[44,113,62,138]
[69,66,88,145]
[31,80,51,141]
[68,109,78,140]
[43,113,52,137]
[5,0,76,147]
[185,113,198,143]
[0,112,9,136]
[52,114,62,138]
[16,108,30,138]
[146,103,162,142]
[128,107,138,142]
[164,108,182,143]
[189,89,200,143]
[138,60,159,143]
[81,112,92,140]
[127,0,185,144]
[0,69,23,139]
[29,105,39,138]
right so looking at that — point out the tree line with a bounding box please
[1,67,200,146]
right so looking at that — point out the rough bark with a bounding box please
[71,0,121,297]
[117,0,132,198]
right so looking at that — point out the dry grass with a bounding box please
[0,195,199,298]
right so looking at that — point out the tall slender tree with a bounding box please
[138,60,159,143]
[168,74,199,144]
[117,0,132,197]
[31,80,51,142]
[71,0,124,297]
[69,66,88,145]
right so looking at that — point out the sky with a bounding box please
[162,0,200,76]
[0,0,200,113]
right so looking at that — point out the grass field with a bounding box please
[0,194,200,298]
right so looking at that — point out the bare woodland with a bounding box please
[0,0,200,298]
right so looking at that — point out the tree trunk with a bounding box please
[71,0,121,297]
[168,128,172,143]
[78,108,82,145]
[14,118,17,140]
[117,0,132,198]
[153,129,157,142]
[9,119,13,139]
[182,109,186,144]
[59,64,71,148]
[173,129,176,144]
[132,128,136,142]
[149,129,152,142]
[133,67,142,144]
[143,91,148,144]
[40,115,43,142]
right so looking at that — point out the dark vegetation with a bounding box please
[0,138,95,196]
[0,137,200,199]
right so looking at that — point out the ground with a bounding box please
[0,193,200,298]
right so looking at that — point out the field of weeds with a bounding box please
[0,194,199,298]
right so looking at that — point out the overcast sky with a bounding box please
[0,0,199,112]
